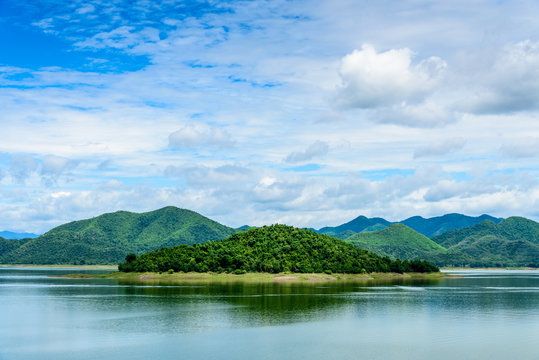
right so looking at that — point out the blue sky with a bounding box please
[1,0,538,233]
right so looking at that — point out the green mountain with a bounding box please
[345,224,446,260]
[317,216,391,239]
[0,206,236,265]
[401,213,503,238]
[428,217,539,267]
[119,224,439,274]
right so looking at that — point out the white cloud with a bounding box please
[336,44,446,109]
[462,40,539,114]
[41,155,78,175]
[1,0,539,232]
[75,26,160,50]
[165,163,253,188]
[9,155,39,183]
[500,138,539,158]
[76,4,95,15]
[31,18,54,30]
[284,141,329,164]
[168,124,235,149]
[414,138,466,158]
[376,101,454,127]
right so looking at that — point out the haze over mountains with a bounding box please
[0,231,39,240]
[0,207,537,268]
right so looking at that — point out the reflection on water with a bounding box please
[0,268,538,360]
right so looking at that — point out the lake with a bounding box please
[0,268,538,360]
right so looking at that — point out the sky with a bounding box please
[1,0,538,234]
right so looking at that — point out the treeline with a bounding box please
[119,225,439,274]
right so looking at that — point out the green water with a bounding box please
[0,268,538,359]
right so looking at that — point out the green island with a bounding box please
[63,224,444,284]
[116,224,439,276]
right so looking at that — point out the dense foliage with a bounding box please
[345,224,446,260]
[428,218,539,268]
[0,207,236,265]
[119,225,440,274]
[0,237,30,258]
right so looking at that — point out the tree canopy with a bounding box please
[119,224,439,274]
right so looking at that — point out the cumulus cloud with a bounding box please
[336,44,446,109]
[463,40,539,114]
[168,124,235,149]
[165,163,252,187]
[9,155,39,183]
[40,155,78,187]
[376,101,454,127]
[5,154,78,185]
[500,138,539,158]
[414,138,466,158]
[41,155,78,175]
[284,141,329,164]
[252,176,305,205]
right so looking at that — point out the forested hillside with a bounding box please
[427,217,539,267]
[345,224,446,260]
[0,207,236,265]
[119,224,439,274]
[0,237,30,257]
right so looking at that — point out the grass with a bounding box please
[64,271,452,284]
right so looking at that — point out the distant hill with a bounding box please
[428,217,539,267]
[345,224,446,260]
[401,213,503,238]
[236,225,255,232]
[0,207,236,265]
[317,216,391,239]
[317,213,503,239]
[119,224,439,274]
[0,231,39,239]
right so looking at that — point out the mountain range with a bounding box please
[0,206,235,265]
[316,213,503,239]
[427,217,539,267]
[0,207,536,268]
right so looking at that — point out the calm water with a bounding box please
[0,269,538,360]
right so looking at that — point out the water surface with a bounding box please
[0,268,538,360]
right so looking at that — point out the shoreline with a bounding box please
[64,271,453,284]
[441,267,537,271]
[0,264,118,270]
